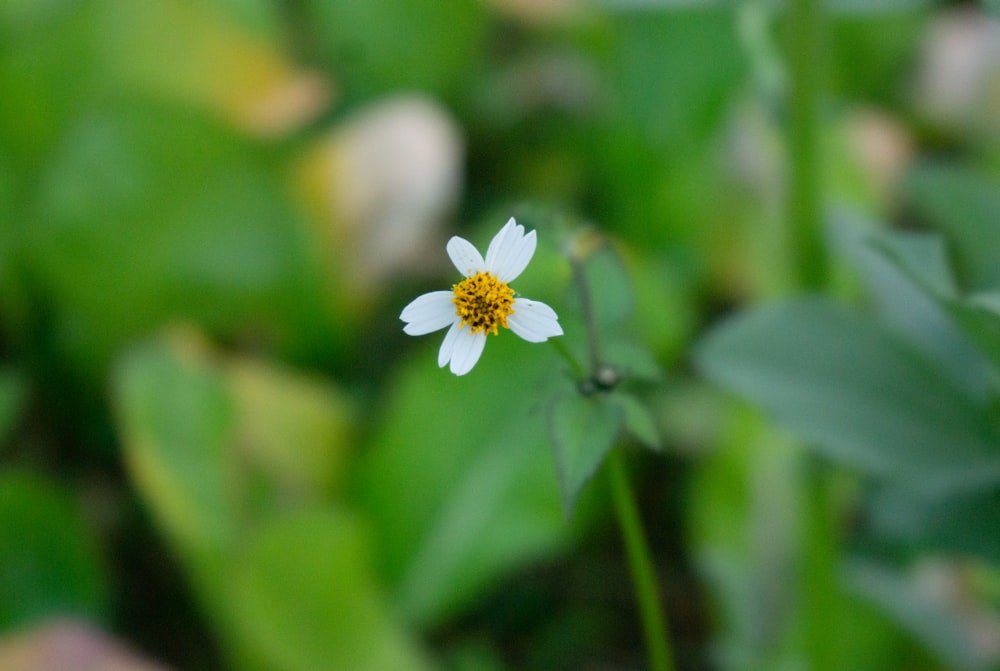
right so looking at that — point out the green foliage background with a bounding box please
[2,0,1000,669]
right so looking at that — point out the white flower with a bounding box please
[400,217,563,375]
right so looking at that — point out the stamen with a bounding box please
[452,271,515,336]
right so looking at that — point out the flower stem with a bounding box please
[549,338,586,380]
[569,254,603,373]
[608,448,674,671]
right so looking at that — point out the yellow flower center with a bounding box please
[452,271,515,336]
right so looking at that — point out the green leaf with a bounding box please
[228,509,430,671]
[944,297,1000,379]
[114,330,358,552]
[905,162,1000,292]
[846,560,999,671]
[695,298,1000,496]
[578,242,634,328]
[832,211,994,400]
[688,410,803,667]
[547,393,625,516]
[864,228,957,298]
[603,339,662,382]
[825,0,933,14]
[689,410,918,671]
[305,0,485,99]
[228,357,355,501]
[0,473,107,629]
[869,485,1000,564]
[0,368,24,450]
[607,8,745,152]
[871,226,1000,384]
[27,105,342,382]
[609,391,660,451]
[357,334,572,627]
[114,333,238,553]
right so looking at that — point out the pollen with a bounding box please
[452,271,515,336]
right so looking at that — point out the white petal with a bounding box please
[400,291,457,335]
[486,217,536,283]
[449,328,487,376]
[438,321,463,368]
[484,217,521,270]
[446,236,486,277]
[508,298,563,343]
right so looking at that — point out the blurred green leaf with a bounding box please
[602,340,662,382]
[227,509,430,671]
[688,410,803,669]
[607,8,744,152]
[578,242,634,328]
[869,485,1000,564]
[357,334,573,627]
[827,0,933,12]
[27,104,342,381]
[115,330,357,551]
[306,0,485,100]
[228,358,355,502]
[864,228,957,298]
[942,299,1000,382]
[114,333,238,553]
[846,560,999,671]
[832,212,995,400]
[695,298,1000,495]
[0,4,96,167]
[828,4,928,107]
[0,369,24,449]
[609,390,660,451]
[869,231,1000,381]
[905,163,1000,292]
[0,473,107,629]
[690,408,923,671]
[204,0,279,37]
[547,393,624,516]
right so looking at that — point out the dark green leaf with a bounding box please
[547,393,625,515]
[944,298,1000,378]
[905,163,1000,292]
[306,0,485,100]
[832,211,993,400]
[867,230,1000,381]
[869,484,1000,564]
[609,391,660,451]
[357,335,572,627]
[228,509,430,671]
[0,474,107,629]
[579,243,634,327]
[0,368,24,449]
[114,335,238,553]
[696,298,1000,495]
[826,0,933,14]
[607,8,744,151]
[845,560,999,671]
[27,106,341,381]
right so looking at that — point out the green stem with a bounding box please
[787,0,826,291]
[570,255,603,372]
[608,449,674,671]
[549,337,586,380]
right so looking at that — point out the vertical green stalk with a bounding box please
[567,236,674,670]
[787,0,826,291]
[786,3,839,670]
[608,449,674,671]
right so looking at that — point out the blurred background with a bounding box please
[3,0,1000,669]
